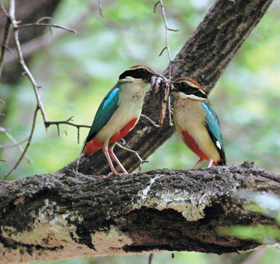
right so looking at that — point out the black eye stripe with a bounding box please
[174,82,207,99]
[119,69,151,80]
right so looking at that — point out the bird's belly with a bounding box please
[96,105,141,144]
[181,130,209,161]
[83,117,138,156]
[179,125,220,163]
[174,105,220,163]
[109,118,137,144]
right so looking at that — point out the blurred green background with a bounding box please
[1,0,280,263]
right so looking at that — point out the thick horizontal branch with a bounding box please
[63,0,273,176]
[1,162,280,263]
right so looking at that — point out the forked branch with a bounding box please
[0,0,77,179]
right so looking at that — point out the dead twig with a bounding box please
[150,75,173,126]
[16,22,77,34]
[3,0,102,65]
[9,0,48,125]
[153,1,160,13]
[3,106,39,180]
[97,0,104,17]
[0,3,12,78]
[153,0,176,126]
[140,114,161,128]
[45,116,91,144]
[0,127,32,164]
[0,0,80,179]
[116,142,148,172]
[156,0,178,79]
[0,136,29,149]
[148,253,154,264]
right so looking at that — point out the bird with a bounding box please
[171,77,226,168]
[82,65,157,177]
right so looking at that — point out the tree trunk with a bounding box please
[1,163,279,263]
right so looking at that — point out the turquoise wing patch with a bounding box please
[86,87,120,142]
[201,101,226,165]
[201,101,224,148]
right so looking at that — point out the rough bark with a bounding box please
[1,162,280,263]
[63,0,273,176]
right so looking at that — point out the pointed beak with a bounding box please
[151,73,169,96]
[170,83,178,92]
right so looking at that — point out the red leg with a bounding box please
[207,159,214,168]
[108,145,128,174]
[193,158,203,169]
[102,146,122,178]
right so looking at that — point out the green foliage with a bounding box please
[218,225,280,244]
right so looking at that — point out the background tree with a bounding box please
[1,0,280,263]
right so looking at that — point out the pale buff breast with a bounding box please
[173,96,220,162]
[95,80,146,144]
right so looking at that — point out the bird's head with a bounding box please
[172,77,207,100]
[119,65,155,85]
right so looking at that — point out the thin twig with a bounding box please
[16,23,77,33]
[3,0,102,65]
[157,0,178,79]
[1,0,87,177]
[97,0,104,17]
[36,16,52,23]
[45,117,91,144]
[154,1,175,126]
[158,46,167,57]
[0,136,29,149]
[9,0,48,126]
[3,106,39,180]
[0,3,12,78]
[148,253,154,264]
[153,1,160,13]
[140,114,161,128]
[159,0,174,54]
[167,92,173,126]
[0,127,32,164]
[116,143,148,172]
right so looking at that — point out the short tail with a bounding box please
[217,155,226,166]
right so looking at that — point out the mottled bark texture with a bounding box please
[64,0,273,176]
[1,163,280,263]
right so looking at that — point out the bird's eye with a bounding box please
[181,82,189,89]
[140,68,147,75]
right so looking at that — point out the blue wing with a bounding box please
[201,101,226,164]
[86,87,120,142]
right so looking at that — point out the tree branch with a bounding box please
[1,0,77,178]
[0,127,32,164]
[0,4,12,78]
[1,163,279,263]
[3,106,39,180]
[64,0,273,176]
